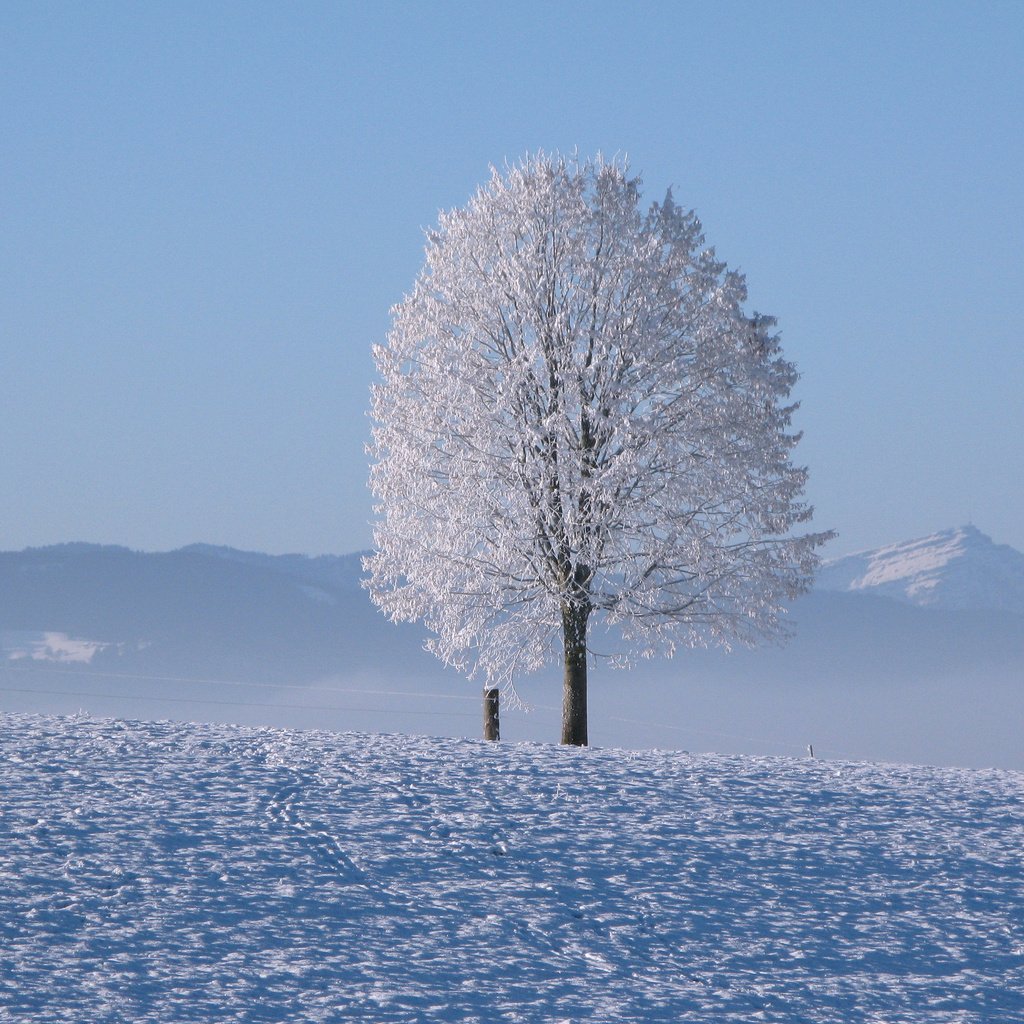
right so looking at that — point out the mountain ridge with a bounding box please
[816,525,1024,615]
[15,524,1024,616]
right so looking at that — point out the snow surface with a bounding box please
[817,525,1024,615]
[3,712,1023,1022]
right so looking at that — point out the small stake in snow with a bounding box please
[807,744,815,758]
[483,688,500,741]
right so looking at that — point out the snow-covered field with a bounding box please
[2,713,1023,1022]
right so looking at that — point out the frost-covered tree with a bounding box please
[366,153,830,745]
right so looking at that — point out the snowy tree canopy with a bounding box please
[366,152,829,726]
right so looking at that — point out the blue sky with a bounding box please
[2,1,1022,557]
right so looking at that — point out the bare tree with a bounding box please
[366,153,830,745]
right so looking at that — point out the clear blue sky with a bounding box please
[2,1,1022,557]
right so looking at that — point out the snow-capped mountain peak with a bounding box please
[816,525,1024,615]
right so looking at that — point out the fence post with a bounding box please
[483,687,500,741]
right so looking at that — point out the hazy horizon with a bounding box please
[0,520,1017,562]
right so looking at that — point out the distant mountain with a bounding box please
[816,525,1024,616]
[2,533,1023,768]
[178,544,369,594]
[0,542,425,683]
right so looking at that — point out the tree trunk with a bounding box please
[560,602,589,746]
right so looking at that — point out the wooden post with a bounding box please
[483,687,500,741]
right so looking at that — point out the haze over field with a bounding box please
[2,526,1021,770]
